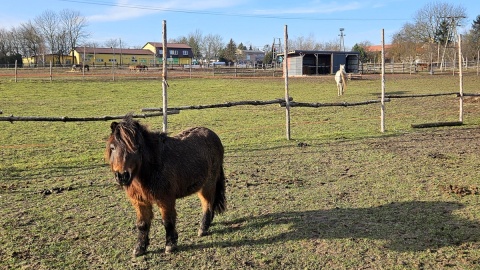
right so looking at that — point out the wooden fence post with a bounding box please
[458,34,463,122]
[284,25,291,140]
[15,60,17,83]
[162,20,168,133]
[380,29,386,133]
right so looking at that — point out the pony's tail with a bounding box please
[341,72,347,92]
[213,167,227,215]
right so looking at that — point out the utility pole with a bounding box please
[272,37,282,68]
[339,28,345,51]
[439,16,465,70]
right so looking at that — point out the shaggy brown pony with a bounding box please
[105,116,226,256]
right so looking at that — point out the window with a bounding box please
[182,50,189,56]
[170,50,178,55]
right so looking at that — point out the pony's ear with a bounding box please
[110,122,118,133]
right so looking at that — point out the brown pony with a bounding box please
[105,115,226,256]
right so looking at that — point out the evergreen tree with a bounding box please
[434,19,451,45]
[220,39,237,63]
[351,43,368,63]
[472,15,480,33]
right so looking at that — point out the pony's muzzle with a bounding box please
[115,171,132,186]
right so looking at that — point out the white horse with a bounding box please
[335,64,347,96]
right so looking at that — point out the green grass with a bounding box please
[1,73,480,269]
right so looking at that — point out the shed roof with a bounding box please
[279,50,360,56]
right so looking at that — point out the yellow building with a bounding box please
[142,42,193,65]
[72,47,155,66]
[22,54,71,67]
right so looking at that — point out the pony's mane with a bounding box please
[113,116,146,153]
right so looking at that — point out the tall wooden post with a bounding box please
[283,25,291,140]
[162,20,168,133]
[14,60,17,82]
[458,34,463,122]
[380,29,386,133]
[50,61,53,82]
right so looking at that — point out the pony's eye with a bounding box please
[110,144,115,151]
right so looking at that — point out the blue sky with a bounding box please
[0,0,478,50]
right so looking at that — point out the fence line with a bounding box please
[0,111,179,123]
[383,92,458,98]
[283,99,388,108]
[142,98,292,112]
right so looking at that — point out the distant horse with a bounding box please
[129,64,148,72]
[335,64,347,96]
[105,115,226,256]
[136,64,148,71]
[72,64,89,72]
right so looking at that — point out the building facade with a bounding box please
[142,42,193,65]
[72,47,155,66]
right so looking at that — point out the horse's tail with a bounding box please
[341,71,347,91]
[213,166,227,214]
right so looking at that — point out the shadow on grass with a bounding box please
[186,201,479,252]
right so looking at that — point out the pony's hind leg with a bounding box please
[131,201,153,257]
[197,189,215,237]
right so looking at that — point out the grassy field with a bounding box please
[1,73,480,269]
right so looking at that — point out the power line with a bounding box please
[59,0,407,21]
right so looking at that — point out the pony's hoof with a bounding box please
[165,244,177,254]
[198,229,211,237]
[133,244,147,257]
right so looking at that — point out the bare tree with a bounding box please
[392,2,467,64]
[19,21,45,64]
[289,34,323,51]
[35,10,60,61]
[60,9,89,64]
[104,38,120,48]
[202,33,224,65]
[391,22,421,62]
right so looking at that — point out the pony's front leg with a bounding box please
[131,201,153,257]
[159,201,178,254]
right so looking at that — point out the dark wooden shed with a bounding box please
[281,50,360,76]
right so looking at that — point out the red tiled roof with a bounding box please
[365,45,393,52]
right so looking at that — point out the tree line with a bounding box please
[0,9,88,66]
[353,2,479,66]
[1,2,479,67]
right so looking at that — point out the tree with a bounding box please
[351,43,369,63]
[463,15,480,62]
[289,34,322,50]
[391,2,467,63]
[219,38,236,64]
[202,33,223,65]
[104,38,120,48]
[187,29,203,60]
[434,19,451,45]
[60,9,89,64]
[34,10,60,60]
[391,22,422,62]
[263,50,273,65]
[237,42,246,50]
[19,21,44,64]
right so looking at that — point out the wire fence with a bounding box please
[1,60,478,82]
